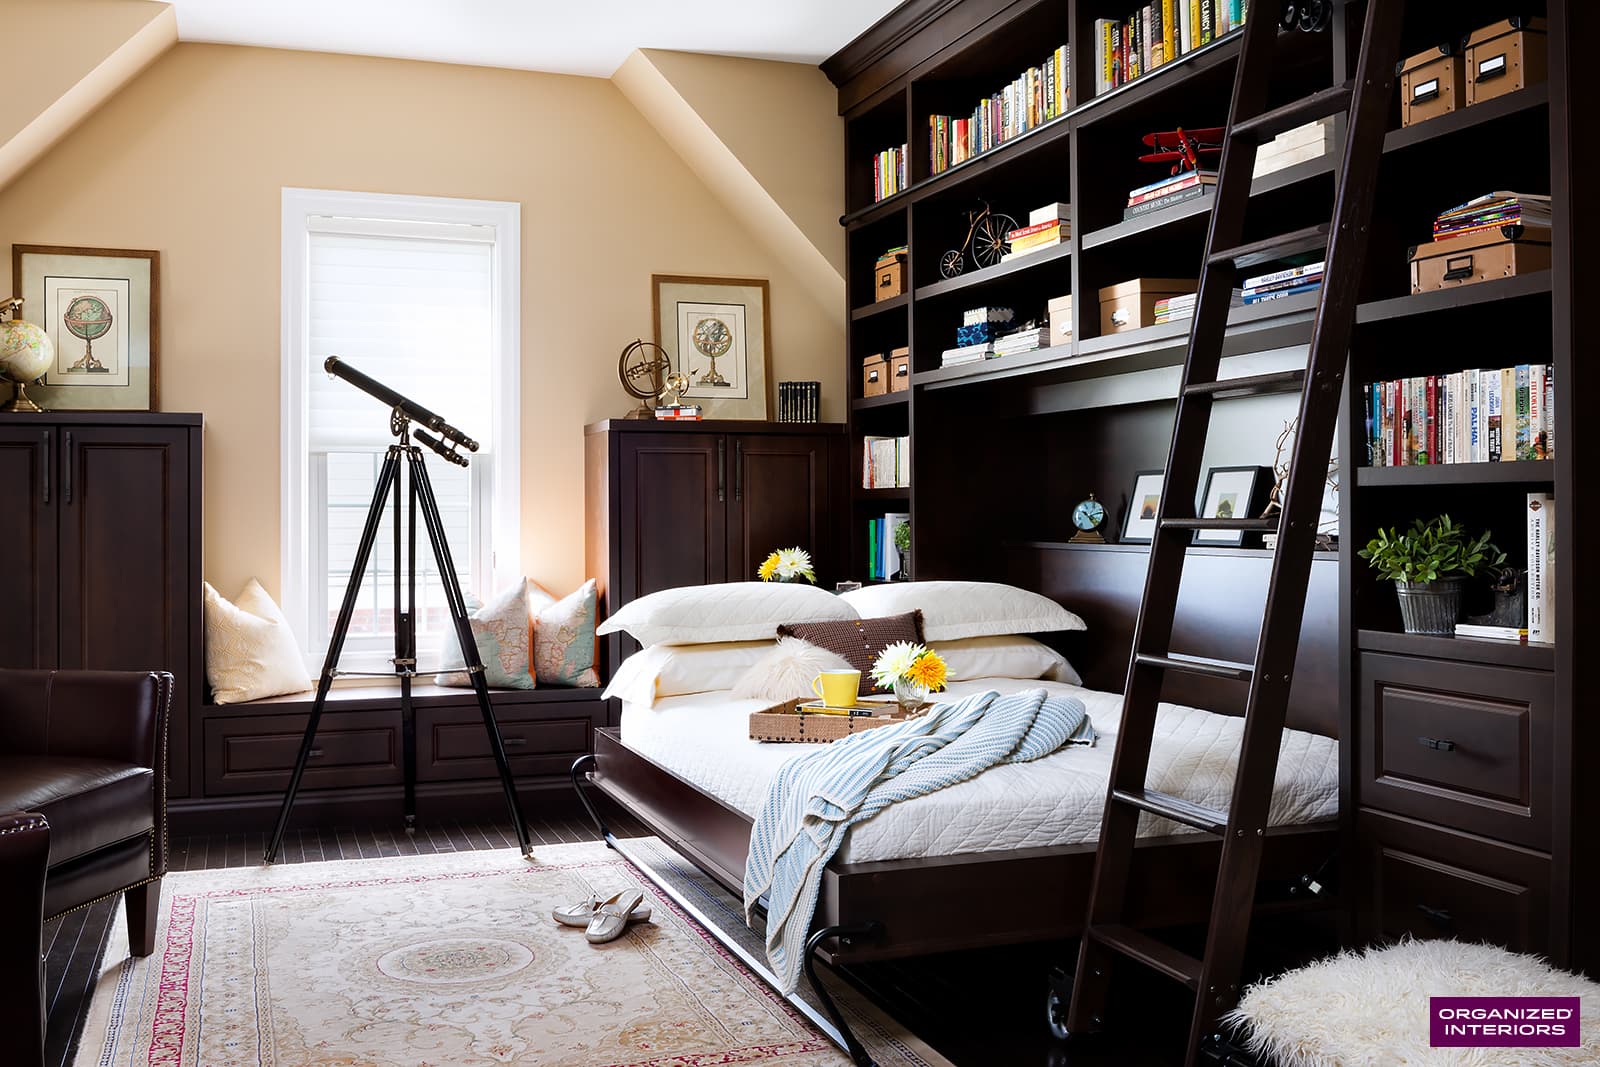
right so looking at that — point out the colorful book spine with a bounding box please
[1526,493,1554,642]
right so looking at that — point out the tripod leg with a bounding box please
[265,450,402,863]
[398,457,417,834]
[408,450,534,858]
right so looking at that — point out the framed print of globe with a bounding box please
[652,274,772,420]
[12,245,159,411]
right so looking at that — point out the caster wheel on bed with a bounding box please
[1045,967,1074,1041]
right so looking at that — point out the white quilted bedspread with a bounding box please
[619,678,1339,865]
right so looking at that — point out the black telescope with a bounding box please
[323,355,479,464]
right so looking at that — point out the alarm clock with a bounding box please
[1070,494,1107,543]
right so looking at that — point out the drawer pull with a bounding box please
[1417,736,1457,751]
[504,737,528,747]
[1416,903,1453,928]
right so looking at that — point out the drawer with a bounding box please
[1359,809,1549,954]
[417,706,595,782]
[1358,653,1551,849]
[204,710,401,796]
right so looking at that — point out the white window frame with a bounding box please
[281,187,520,674]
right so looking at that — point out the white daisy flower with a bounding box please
[870,640,924,689]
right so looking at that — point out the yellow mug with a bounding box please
[811,670,861,711]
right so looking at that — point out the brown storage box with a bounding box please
[862,353,888,397]
[889,345,911,393]
[749,698,924,743]
[1400,42,1465,127]
[874,253,907,302]
[1098,278,1195,335]
[1409,228,1551,293]
[1466,18,1547,106]
[1047,294,1073,348]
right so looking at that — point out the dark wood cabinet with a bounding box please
[586,419,847,671]
[0,413,202,798]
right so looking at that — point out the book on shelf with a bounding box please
[866,512,911,581]
[1095,0,1245,96]
[862,435,911,489]
[992,326,1049,356]
[1242,278,1322,304]
[1362,364,1554,466]
[873,143,909,202]
[1453,623,1529,641]
[1122,183,1212,220]
[1252,118,1333,178]
[1527,493,1555,643]
[653,405,702,421]
[778,381,821,422]
[1126,169,1216,205]
[1152,288,1242,324]
[1029,202,1070,225]
[928,44,1070,176]
[1433,192,1552,241]
[940,342,994,367]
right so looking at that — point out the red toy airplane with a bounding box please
[1140,126,1225,175]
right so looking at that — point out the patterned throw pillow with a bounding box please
[776,611,925,697]
[530,579,601,688]
[203,579,314,704]
[434,578,535,689]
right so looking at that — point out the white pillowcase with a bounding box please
[731,636,855,703]
[839,581,1085,641]
[596,581,857,646]
[603,641,775,706]
[203,579,314,704]
[932,635,1083,687]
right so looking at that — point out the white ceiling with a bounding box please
[170,1,902,78]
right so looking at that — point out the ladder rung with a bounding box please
[1112,787,1231,835]
[1087,923,1203,989]
[1134,652,1254,683]
[1230,82,1353,143]
[1159,516,1279,532]
[1184,369,1306,398]
[1209,224,1329,270]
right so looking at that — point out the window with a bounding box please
[282,189,519,672]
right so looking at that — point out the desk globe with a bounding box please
[0,299,54,412]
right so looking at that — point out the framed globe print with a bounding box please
[12,245,159,411]
[652,274,771,420]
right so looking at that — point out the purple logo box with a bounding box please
[1431,997,1581,1047]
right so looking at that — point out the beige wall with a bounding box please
[0,43,846,598]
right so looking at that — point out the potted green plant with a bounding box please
[893,521,912,581]
[1358,516,1505,635]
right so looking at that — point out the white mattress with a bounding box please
[619,678,1339,865]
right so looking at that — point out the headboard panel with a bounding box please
[1007,544,1340,738]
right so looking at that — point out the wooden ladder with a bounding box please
[1062,3,1406,1064]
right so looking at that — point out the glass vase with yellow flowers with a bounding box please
[870,641,949,713]
[757,547,816,584]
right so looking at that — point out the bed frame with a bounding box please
[574,550,1343,1064]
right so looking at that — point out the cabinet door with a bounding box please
[727,433,833,583]
[57,426,193,794]
[617,432,728,604]
[0,425,58,669]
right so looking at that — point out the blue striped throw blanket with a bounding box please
[743,687,1096,991]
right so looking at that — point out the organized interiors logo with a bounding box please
[1431,997,1581,1048]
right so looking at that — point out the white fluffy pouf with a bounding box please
[1225,939,1600,1067]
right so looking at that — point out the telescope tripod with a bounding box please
[264,433,531,863]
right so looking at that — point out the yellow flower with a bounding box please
[907,651,948,692]
[758,552,781,581]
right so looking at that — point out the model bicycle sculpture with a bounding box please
[939,200,1019,278]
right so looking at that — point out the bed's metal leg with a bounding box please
[570,753,614,846]
[805,922,883,1067]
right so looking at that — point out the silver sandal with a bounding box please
[552,891,651,928]
[585,889,647,944]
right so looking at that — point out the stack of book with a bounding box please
[873,143,909,202]
[955,306,1014,348]
[928,45,1070,175]
[1363,364,1555,466]
[1124,169,1215,220]
[993,326,1050,357]
[862,436,911,488]
[1095,1,1248,95]
[865,512,911,581]
[1253,118,1333,178]
[1243,261,1323,304]
[653,404,702,421]
[778,381,821,422]
[1433,192,1552,241]
[1454,493,1556,644]
[1152,289,1242,324]
[1003,203,1071,261]
[941,342,993,367]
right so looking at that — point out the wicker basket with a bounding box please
[749,698,924,743]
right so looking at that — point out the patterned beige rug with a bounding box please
[74,839,950,1067]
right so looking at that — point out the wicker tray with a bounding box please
[749,697,924,743]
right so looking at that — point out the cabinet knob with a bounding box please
[1417,736,1456,752]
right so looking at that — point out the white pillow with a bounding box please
[731,636,855,703]
[603,641,775,706]
[203,579,314,704]
[596,581,857,646]
[839,581,1085,641]
[932,635,1083,687]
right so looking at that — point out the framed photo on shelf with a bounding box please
[1195,465,1274,546]
[652,274,772,420]
[1121,469,1165,544]
[12,245,159,411]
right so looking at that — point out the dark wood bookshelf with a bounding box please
[852,392,910,412]
[1355,270,1552,323]
[1357,628,1555,672]
[915,241,1073,301]
[851,292,910,320]
[1382,82,1550,154]
[1355,461,1555,487]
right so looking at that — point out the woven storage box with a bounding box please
[749,698,923,743]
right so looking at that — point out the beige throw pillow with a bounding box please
[203,579,314,704]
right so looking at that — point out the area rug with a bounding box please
[73,839,951,1067]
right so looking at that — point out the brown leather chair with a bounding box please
[0,669,172,1066]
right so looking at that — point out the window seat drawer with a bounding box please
[203,710,401,795]
[416,705,599,782]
